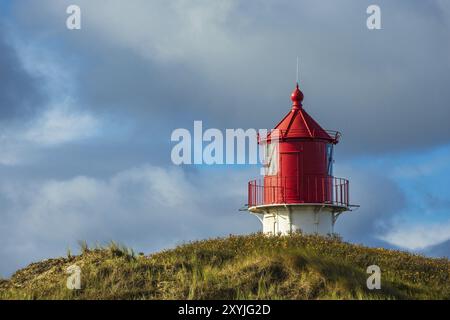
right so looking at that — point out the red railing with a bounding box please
[258,129,341,143]
[248,175,349,208]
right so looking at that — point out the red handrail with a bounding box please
[248,175,349,208]
[258,129,341,143]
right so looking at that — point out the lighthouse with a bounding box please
[247,82,353,235]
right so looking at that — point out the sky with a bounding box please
[1,0,450,277]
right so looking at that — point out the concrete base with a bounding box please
[249,204,348,236]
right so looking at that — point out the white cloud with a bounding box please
[23,104,99,146]
[17,0,450,154]
[82,0,238,63]
[0,164,256,276]
[379,222,450,250]
[332,163,407,243]
[0,137,24,166]
[0,15,101,164]
[394,159,450,179]
[0,104,100,165]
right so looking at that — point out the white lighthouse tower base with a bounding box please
[249,204,347,236]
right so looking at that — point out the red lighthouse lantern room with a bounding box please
[248,83,353,235]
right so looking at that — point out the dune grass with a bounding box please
[0,233,449,300]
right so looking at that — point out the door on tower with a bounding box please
[281,152,302,202]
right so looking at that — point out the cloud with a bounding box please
[392,150,450,178]
[12,0,450,156]
[0,23,44,121]
[0,165,256,276]
[379,221,450,250]
[22,104,100,146]
[87,0,238,63]
[0,103,100,165]
[334,164,406,243]
[0,156,414,276]
[0,14,101,165]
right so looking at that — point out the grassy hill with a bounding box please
[1,233,449,300]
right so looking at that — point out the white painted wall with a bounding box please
[255,205,337,236]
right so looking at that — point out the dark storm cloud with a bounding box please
[0,26,44,120]
[14,0,450,157]
[76,49,213,121]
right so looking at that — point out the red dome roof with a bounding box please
[268,84,338,142]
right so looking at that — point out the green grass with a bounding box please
[0,233,449,300]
